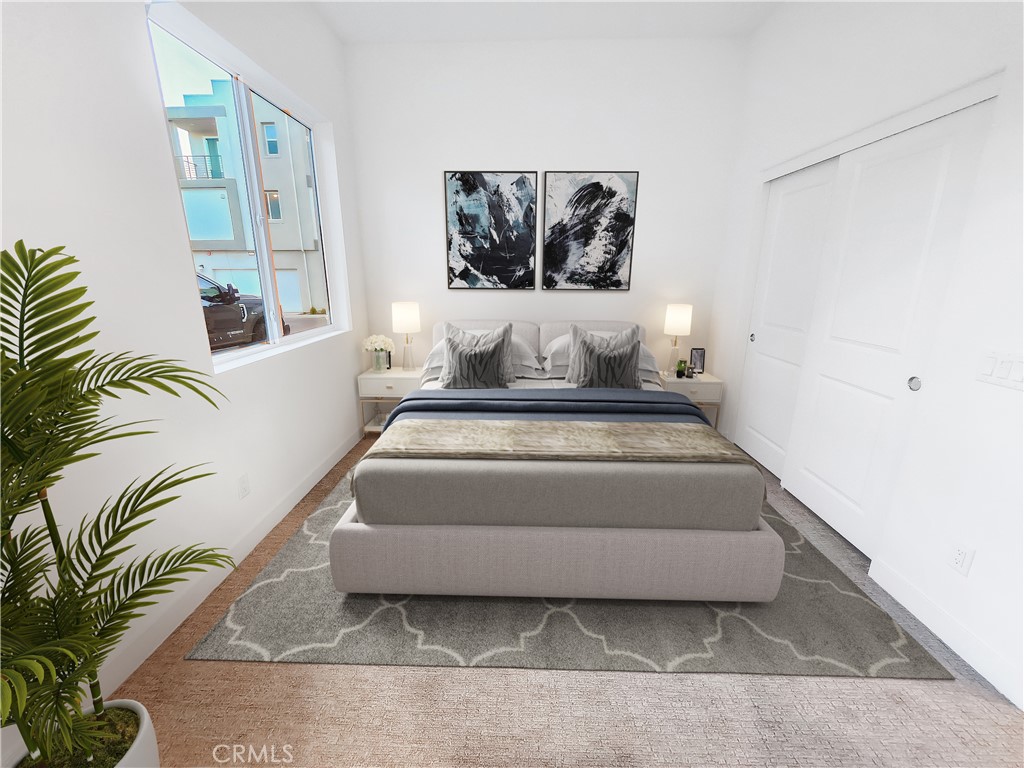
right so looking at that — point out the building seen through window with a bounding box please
[149,22,331,354]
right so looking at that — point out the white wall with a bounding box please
[343,37,746,364]
[1,2,369,692]
[710,2,1023,705]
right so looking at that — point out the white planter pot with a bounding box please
[0,699,159,768]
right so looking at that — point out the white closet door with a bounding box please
[781,101,994,557]
[734,159,838,476]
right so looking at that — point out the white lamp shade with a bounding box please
[664,304,693,336]
[391,302,421,334]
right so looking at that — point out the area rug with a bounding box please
[189,473,951,679]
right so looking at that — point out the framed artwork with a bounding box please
[689,348,705,374]
[542,171,639,290]
[445,171,537,289]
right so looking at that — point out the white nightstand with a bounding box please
[659,371,724,429]
[357,368,422,434]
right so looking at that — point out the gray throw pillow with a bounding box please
[440,336,507,389]
[566,324,640,384]
[441,322,515,384]
[576,336,642,389]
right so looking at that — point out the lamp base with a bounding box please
[402,342,416,371]
[666,344,680,374]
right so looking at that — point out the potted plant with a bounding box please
[1,242,234,767]
[675,359,687,379]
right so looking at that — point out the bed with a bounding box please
[330,320,784,602]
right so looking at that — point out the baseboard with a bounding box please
[870,558,1023,708]
[227,426,362,566]
[104,428,363,693]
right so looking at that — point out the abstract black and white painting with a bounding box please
[542,172,639,290]
[445,171,537,289]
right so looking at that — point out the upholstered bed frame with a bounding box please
[330,321,785,603]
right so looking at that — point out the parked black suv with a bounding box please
[197,273,289,351]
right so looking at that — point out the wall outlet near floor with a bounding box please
[948,545,976,576]
[237,473,251,500]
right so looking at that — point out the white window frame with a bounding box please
[264,190,283,221]
[147,4,352,374]
[261,122,280,156]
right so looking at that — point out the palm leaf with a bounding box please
[1,242,233,761]
[1,242,222,531]
[64,466,215,592]
[91,546,233,660]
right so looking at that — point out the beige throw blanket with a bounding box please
[362,418,754,464]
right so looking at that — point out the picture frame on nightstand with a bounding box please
[689,348,705,374]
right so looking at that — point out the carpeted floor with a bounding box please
[113,438,1022,768]
[189,470,950,679]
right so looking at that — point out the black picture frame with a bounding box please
[444,171,538,290]
[542,171,639,290]
[689,348,705,374]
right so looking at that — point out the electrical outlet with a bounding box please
[976,352,1024,390]
[948,545,976,576]
[237,473,250,500]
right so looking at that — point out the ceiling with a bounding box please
[315,2,780,45]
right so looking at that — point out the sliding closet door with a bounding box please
[781,101,994,557]
[734,159,838,476]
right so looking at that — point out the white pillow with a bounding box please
[542,332,619,368]
[543,332,658,373]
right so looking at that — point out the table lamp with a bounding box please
[392,301,421,370]
[664,304,693,372]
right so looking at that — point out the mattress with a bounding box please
[355,387,762,530]
[353,456,765,531]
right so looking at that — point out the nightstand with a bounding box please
[659,371,724,429]
[357,368,422,434]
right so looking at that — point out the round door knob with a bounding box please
[907,376,922,391]
[749,333,756,342]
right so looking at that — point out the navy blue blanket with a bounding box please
[383,388,710,431]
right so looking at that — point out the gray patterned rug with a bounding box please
[189,473,951,679]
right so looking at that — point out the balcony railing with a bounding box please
[175,155,225,180]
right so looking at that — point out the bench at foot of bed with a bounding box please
[329,502,785,603]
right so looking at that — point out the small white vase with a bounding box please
[1,699,159,768]
[372,350,388,372]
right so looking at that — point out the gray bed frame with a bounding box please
[330,321,785,602]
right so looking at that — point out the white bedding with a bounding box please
[420,376,664,392]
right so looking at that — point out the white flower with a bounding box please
[363,334,395,353]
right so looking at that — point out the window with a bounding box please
[197,275,222,300]
[264,190,282,221]
[262,122,279,156]
[148,21,332,355]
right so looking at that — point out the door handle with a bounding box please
[749,333,756,342]
[907,376,922,391]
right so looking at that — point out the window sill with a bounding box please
[212,325,346,375]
